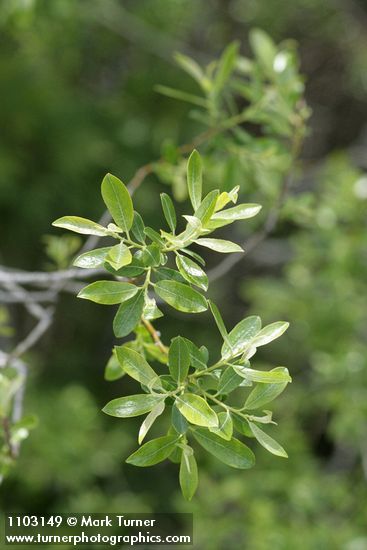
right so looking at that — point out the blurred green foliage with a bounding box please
[1,1,367,549]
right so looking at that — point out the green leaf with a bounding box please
[171,405,189,434]
[221,316,262,359]
[195,238,244,253]
[233,415,254,437]
[131,212,146,243]
[104,351,125,381]
[174,52,206,89]
[213,203,262,221]
[153,267,186,284]
[155,280,207,313]
[194,190,219,226]
[103,394,165,418]
[248,421,288,458]
[208,300,231,346]
[187,150,202,210]
[192,428,255,469]
[105,242,132,270]
[208,203,262,229]
[155,85,209,108]
[113,289,145,338]
[126,435,179,467]
[176,254,208,291]
[140,244,161,267]
[249,29,277,73]
[176,393,218,428]
[251,321,289,347]
[144,227,165,246]
[101,173,134,232]
[115,346,162,389]
[138,401,165,444]
[244,368,290,410]
[73,247,111,269]
[52,216,112,237]
[77,281,138,305]
[217,367,244,395]
[233,366,292,384]
[183,339,208,371]
[179,446,198,501]
[160,193,177,233]
[168,336,190,383]
[209,411,233,440]
[213,41,239,96]
[180,248,205,266]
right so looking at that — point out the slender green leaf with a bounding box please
[213,41,239,95]
[212,203,261,221]
[155,85,209,108]
[192,428,255,469]
[113,288,145,338]
[77,281,138,305]
[221,316,262,359]
[176,394,218,428]
[73,247,111,269]
[169,336,190,383]
[52,216,112,237]
[208,300,231,347]
[244,368,290,410]
[209,203,263,228]
[115,346,162,389]
[187,150,202,210]
[233,366,292,384]
[174,52,206,89]
[248,421,288,458]
[176,254,208,291]
[160,193,177,233]
[180,248,205,266]
[131,211,146,243]
[138,401,165,444]
[103,394,165,418]
[126,435,179,466]
[155,280,207,313]
[195,238,244,253]
[144,227,165,246]
[251,321,289,347]
[101,173,133,232]
[194,190,219,226]
[179,446,198,501]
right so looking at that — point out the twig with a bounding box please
[142,318,168,355]
[0,267,105,286]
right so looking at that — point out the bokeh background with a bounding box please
[1,1,367,549]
